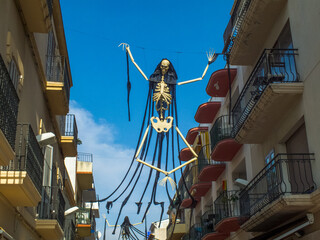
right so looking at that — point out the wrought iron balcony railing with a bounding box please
[0,55,19,150]
[239,154,316,220]
[46,55,70,101]
[210,115,234,151]
[223,0,251,53]
[201,208,215,237]
[76,208,92,225]
[214,190,240,225]
[38,186,66,228]
[232,49,299,136]
[46,0,53,16]
[189,223,203,240]
[77,152,93,163]
[2,124,44,193]
[60,114,78,141]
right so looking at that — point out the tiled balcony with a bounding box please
[240,154,316,232]
[210,115,242,162]
[206,69,237,98]
[201,208,229,240]
[45,55,70,115]
[214,191,241,233]
[36,186,65,240]
[194,102,221,124]
[0,124,43,206]
[17,0,52,33]
[77,153,93,190]
[180,159,212,208]
[0,55,19,166]
[186,127,208,145]
[223,0,287,65]
[59,114,78,157]
[76,208,93,237]
[232,49,302,143]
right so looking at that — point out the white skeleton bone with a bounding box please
[121,44,214,185]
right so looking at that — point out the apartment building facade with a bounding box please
[0,0,98,239]
[168,0,320,239]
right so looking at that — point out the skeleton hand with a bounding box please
[119,43,130,51]
[207,50,218,64]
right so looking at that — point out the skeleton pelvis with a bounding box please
[150,116,173,133]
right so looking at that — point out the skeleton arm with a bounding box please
[119,43,149,81]
[177,50,217,86]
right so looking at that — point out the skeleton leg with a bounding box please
[175,126,198,158]
[135,125,150,158]
[136,158,168,175]
[168,157,197,175]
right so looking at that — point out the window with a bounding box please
[274,21,293,49]
[8,58,20,90]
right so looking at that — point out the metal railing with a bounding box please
[0,55,19,150]
[2,124,44,194]
[223,0,252,53]
[46,0,53,16]
[210,115,234,152]
[214,190,240,225]
[60,114,78,146]
[189,223,203,240]
[38,186,66,228]
[63,59,71,101]
[239,154,315,220]
[46,55,70,101]
[76,208,92,225]
[201,208,215,237]
[232,49,299,136]
[77,152,93,163]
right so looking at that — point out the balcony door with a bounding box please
[286,124,313,193]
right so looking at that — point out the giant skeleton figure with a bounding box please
[105,44,217,235]
[121,43,217,180]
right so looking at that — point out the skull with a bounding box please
[160,59,170,75]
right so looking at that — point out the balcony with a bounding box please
[186,127,208,145]
[240,154,316,232]
[0,124,43,206]
[17,0,52,33]
[45,56,70,115]
[206,69,237,98]
[167,221,186,240]
[189,223,203,240]
[0,55,19,166]
[201,209,229,240]
[214,191,241,233]
[195,102,221,124]
[210,115,242,162]
[232,49,302,143]
[223,0,287,65]
[77,153,93,190]
[59,114,78,157]
[180,159,212,208]
[36,186,65,240]
[76,208,92,237]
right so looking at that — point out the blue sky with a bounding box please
[60,0,234,239]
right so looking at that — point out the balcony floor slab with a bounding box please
[241,194,314,232]
[235,83,304,144]
[0,171,41,206]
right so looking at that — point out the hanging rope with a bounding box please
[126,50,131,121]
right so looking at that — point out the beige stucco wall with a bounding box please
[182,0,320,239]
